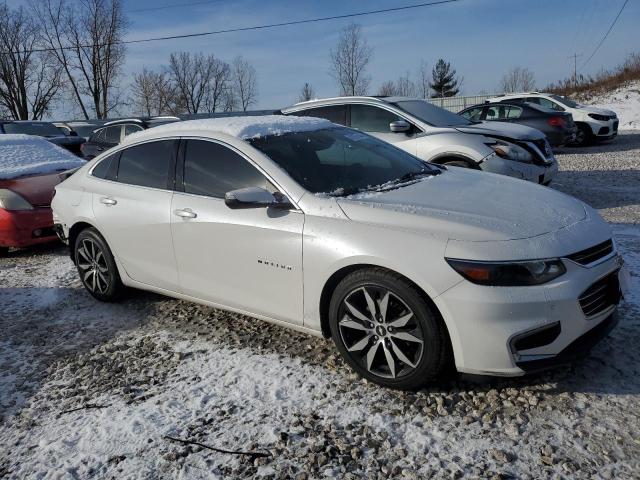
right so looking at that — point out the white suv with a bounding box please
[282,97,558,185]
[486,92,618,146]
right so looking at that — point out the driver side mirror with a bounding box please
[225,187,293,210]
[389,120,410,133]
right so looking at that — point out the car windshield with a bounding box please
[391,100,472,127]
[249,127,440,196]
[3,122,63,137]
[549,94,579,108]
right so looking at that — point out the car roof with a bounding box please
[282,95,424,112]
[119,115,334,146]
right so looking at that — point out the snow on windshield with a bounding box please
[0,134,85,180]
[128,115,334,141]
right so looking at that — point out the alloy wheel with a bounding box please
[76,238,110,294]
[337,286,424,379]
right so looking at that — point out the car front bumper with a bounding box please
[436,252,629,376]
[588,118,618,139]
[0,207,58,248]
[481,154,558,184]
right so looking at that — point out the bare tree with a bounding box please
[377,80,397,96]
[232,56,257,111]
[417,60,430,98]
[0,5,62,119]
[32,0,127,119]
[168,52,230,115]
[329,23,373,96]
[298,82,315,102]
[130,68,175,116]
[377,73,415,97]
[499,66,536,93]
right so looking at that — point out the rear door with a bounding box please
[170,138,304,324]
[91,139,179,291]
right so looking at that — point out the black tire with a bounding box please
[74,227,124,302]
[572,124,593,147]
[442,159,472,168]
[329,268,450,390]
[0,247,9,257]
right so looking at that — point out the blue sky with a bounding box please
[8,0,640,112]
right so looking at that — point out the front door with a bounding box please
[349,104,418,155]
[92,139,179,291]
[170,139,304,325]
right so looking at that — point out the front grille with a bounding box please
[579,271,621,318]
[566,239,614,265]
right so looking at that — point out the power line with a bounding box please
[0,0,462,55]
[579,0,628,71]
[127,0,224,14]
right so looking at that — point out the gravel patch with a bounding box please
[0,132,639,479]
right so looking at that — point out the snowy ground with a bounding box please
[1,133,639,479]
[587,80,640,130]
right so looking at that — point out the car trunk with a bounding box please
[0,172,66,208]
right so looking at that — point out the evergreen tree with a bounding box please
[429,59,460,98]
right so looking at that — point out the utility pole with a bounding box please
[568,53,583,90]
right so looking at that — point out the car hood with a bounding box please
[576,105,617,116]
[336,168,586,242]
[454,121,545,141]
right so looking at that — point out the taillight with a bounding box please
[548,116,566,128]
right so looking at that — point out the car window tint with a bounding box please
[91,153,116,179]
[487,105,506,119]
[538,97,564,111]
[461,107,483,121]
[124,124,144,137]
[116,140,175,189]
[506,106,523,118]
[525,97,540,105]
[183,140,275,198]
[350,105,401,133]
[105,126,121,144]
[293,105,347,125]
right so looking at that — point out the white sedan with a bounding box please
[52,116,629,389]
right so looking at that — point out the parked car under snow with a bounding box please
[0,135,84,255]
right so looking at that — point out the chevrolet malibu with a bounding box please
[51,116,629,389]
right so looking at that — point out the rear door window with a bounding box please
[116,140,176,189]
[506,106,523,118]
[182,140,275,198]
[104,126,122,144]
[124,124,144,137]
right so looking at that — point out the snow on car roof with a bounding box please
[128,115,334,142]
[0,134,85,180]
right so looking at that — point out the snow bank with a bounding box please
[587,81,640,130]
[0,134,85,180]
[128,115,333,142]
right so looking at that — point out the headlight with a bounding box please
[486,140,533,163]
[445,258,566,286]
[588,113,609,121]
[0,189,33,211]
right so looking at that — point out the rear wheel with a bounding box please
[74,227,123,301]
[329,268,450,390]
[572,124,592,147]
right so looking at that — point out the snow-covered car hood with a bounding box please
[336,168,586,242]
[576,105,617,116]
[454,121,545,141]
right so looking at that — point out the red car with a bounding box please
[0,135,84,255]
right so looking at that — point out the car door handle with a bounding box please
[99,196,117,206]
[173,208,197,219]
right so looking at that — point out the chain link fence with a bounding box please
[426,94,496,112]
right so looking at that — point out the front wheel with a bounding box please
[74,227,124,301]
[329,268,450,390]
